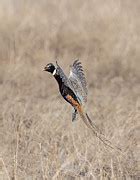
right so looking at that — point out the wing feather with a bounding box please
[69,60,88,104]
[56,61,69,86]
[55,61,77,96]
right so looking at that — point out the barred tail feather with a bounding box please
[78,110,122,152]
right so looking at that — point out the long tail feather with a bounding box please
[79,110,122,152]
[86,113,105,136]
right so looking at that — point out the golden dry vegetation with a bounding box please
[0,0,140,179]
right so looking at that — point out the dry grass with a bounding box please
[0,0,140,179]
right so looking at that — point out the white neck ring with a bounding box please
[52,69,56,76]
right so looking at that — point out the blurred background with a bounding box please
[0,0,139,179]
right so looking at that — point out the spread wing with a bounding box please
[55,61,69,86]
[69,60,88,104]
[55,61,77,95]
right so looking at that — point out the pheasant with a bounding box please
[43,60,121,151]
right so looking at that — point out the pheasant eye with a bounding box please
[48,64,52,68]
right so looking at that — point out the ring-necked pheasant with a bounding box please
[44,60,87,121]
[43,60,121,152]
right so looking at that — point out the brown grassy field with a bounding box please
[0,0,140,179]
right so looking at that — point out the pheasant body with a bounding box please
[43,60,122,151]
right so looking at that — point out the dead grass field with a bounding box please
[0,0,140,179]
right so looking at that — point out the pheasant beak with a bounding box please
[43,65,49,71]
